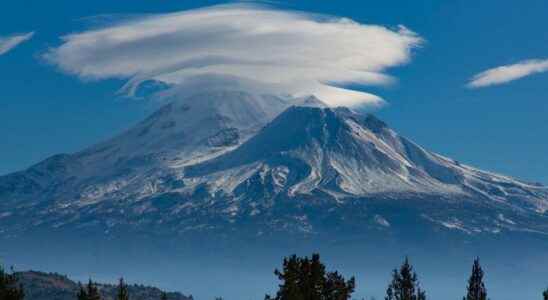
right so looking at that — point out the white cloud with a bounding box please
[0,32,34,56]
[468,59,548,88]
[44,4,422,107]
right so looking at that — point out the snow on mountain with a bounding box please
[186,106,547,208]
[0,92,547,238]
[0,91,296,206]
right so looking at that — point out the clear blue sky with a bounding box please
[1,0,547,184]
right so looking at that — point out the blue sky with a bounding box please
[1,0,547,184]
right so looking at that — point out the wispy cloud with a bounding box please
[467,59,548,88]
[0,32,34,56]
[43,4,422,107]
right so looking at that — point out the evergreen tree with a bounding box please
[86,279,102,300]
[161,292,168,300]
[464,258,487,300]
[266,253,355,300]
[116,278,129,300]
[0,266,24,300]
[543,287,548,300]
[267,255,304,300]
[324,271,356,300]
[77,283,88,300]
[385,257,426,300]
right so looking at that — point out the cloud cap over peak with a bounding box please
[44,4,422,107]
[0,32,34,56]
[467,58,548,88]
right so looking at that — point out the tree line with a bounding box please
[265,254,548,300]
[76,279,168,300]
[264,254,490,300]
[1,255,548,300]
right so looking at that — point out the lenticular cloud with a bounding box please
[44,4,422,107]
[467,59,548,88]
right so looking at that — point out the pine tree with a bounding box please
[0,266,24,300]
[117,278,129,300]
[77,283,88,300]
[324,271,356,300]
[266,253,355,300]
[464,258,487,300]
[161,292,168,300]
[543,287,548,300]
[385,257,426,300]
[86,279,102,300]
[267,255,304,300]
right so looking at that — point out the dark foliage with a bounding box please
[385,258,426,300]
[77,280,102,300]
[463,258,487,300]
[117,278,129,300]
[77,284,87,300]
[265,253,355,300]
[0,266,24,300]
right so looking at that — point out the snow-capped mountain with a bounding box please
[1,91,547,239]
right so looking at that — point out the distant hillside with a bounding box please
[16,271,193,300]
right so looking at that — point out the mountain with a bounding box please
[1,95,546,238]
[1,91,548,300]
[16,271,192,300]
